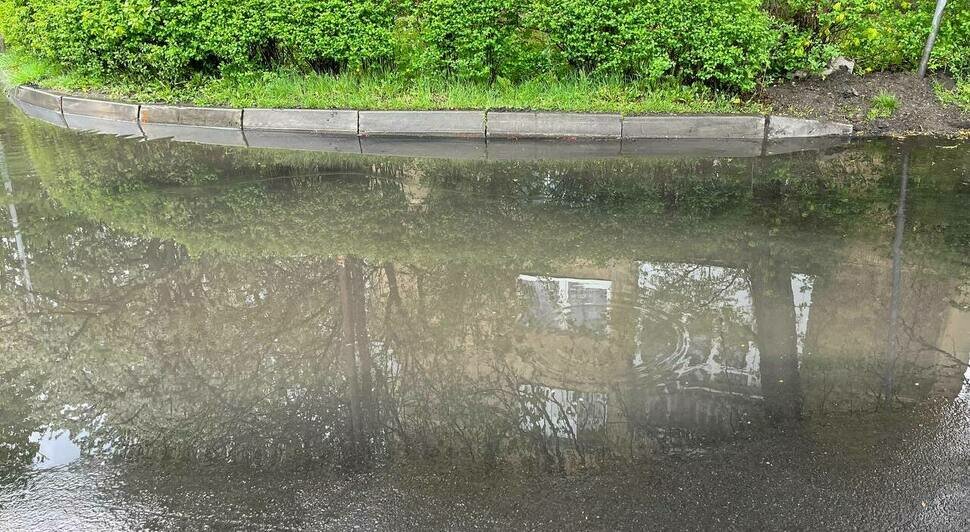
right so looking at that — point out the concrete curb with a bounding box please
[243,109,357,134]
[62,96,139,122]
[140,105,241,128]
[9,85,857,159]
[15,86,61,112]
[10,96,68,128]
[623,116,765,139]
[767,116,853,138]
[488,112,622,139]
[360,111,485,138]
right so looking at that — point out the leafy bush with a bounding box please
[0,0,398,81]
[930,1,970,79]
[533,0,781,91]
[530,0,671,80]
[780,0,970,78]
[413,0,542,81]
[0,0,967,91]
[653,0,782,91]
[263,0,399,72]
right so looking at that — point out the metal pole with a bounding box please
[1,138,35,301]
[918,0,949,78]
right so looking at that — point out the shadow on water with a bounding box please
[1,100,970,528]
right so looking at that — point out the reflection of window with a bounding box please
[634,261,815,396]
[517,275,612,333]
[519,384,608,437]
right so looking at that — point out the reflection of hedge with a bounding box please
[17,121,970,271]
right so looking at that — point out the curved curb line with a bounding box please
[8,85,855,159]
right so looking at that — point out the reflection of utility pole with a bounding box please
[0,138,34,303]
[883,150,910,407]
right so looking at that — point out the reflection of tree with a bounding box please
[2,114,969,478]
[0,367,39,484]
[338,255,376,459]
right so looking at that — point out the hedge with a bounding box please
[0,0,967,92]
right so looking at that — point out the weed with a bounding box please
[866,90,898,120]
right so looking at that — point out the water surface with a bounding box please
[1,100,970,529]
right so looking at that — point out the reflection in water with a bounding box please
[1,101,970,527]
[31,429,83,470]
[884,150,910,405]
[1,138,33,300]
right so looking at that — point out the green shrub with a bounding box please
[263,0,398,72]
[534,0,782,91]
[0,0,967,92]
[414,0,542,81]
[780,0,970,78]
[768,22,841,77]
[0,0,398,81]
[530,0,671,80]
[930,1,970,79]
[654,0,782,91]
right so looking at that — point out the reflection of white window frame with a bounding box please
[517,275,612,331]
[519,384,609,438]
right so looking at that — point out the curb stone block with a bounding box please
[244,109,358,134]
[140,105,241,128]
[768,116,852,138]
[622,116,765,139]
[12,85,858,149]
[61,96,139,122]
[16,86,62,111]
[487,112,622,139]
[359,111,485,138]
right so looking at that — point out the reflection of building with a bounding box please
[514,262,811,440]
[517,275,611,333]
[383,251,970,460]
[802,249,970,412]
[513,257,970,442]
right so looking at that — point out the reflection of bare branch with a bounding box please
[544,388,586,464]
[900,318,968,371]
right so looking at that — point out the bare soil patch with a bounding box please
[762,71,969,137]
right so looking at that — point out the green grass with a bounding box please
[866,90,899,121]
[0,50,764,115]
[935,81,970,114]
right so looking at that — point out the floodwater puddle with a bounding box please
[1,100,969,529]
